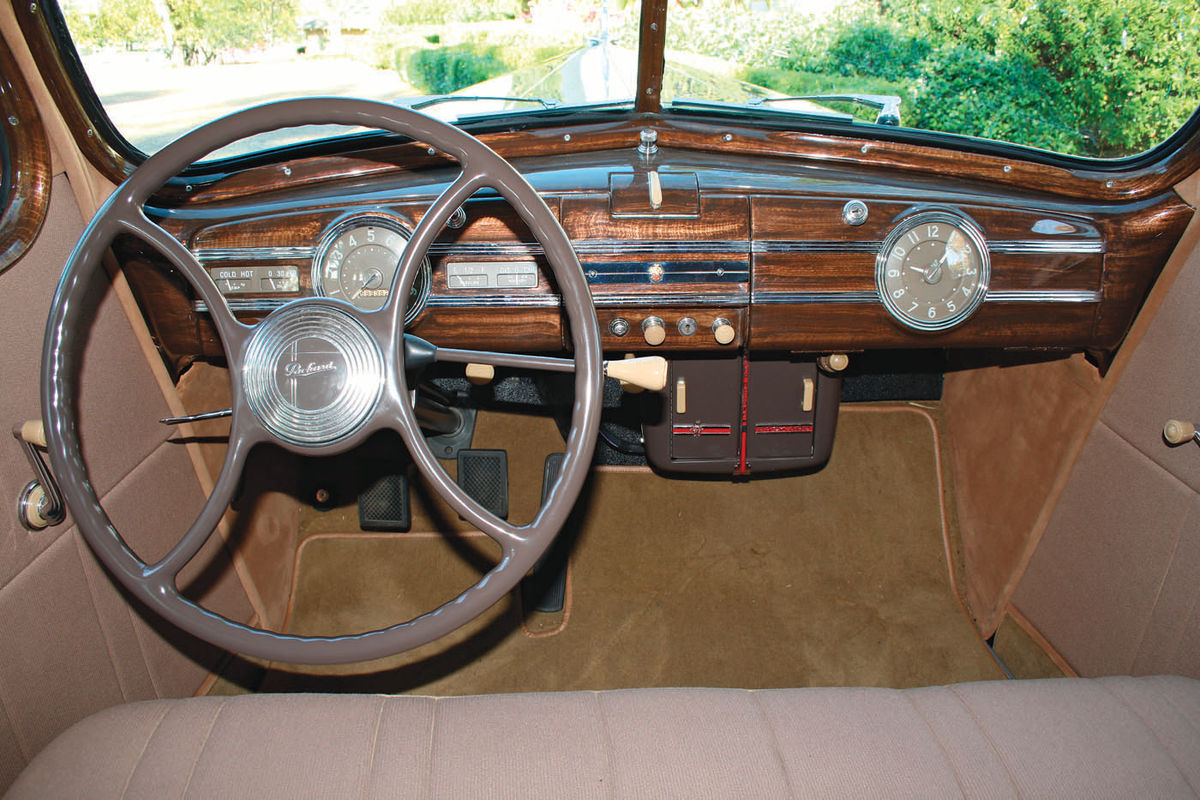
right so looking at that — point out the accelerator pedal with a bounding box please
[358,469,411,532]
[522,453,568,614]
[456,449,509,519]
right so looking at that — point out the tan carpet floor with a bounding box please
[253,405,1003,694]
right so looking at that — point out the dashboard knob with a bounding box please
[642,316,666,346]
[712,318,735,345]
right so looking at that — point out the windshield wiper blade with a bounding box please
[669,97,855,124]
[397,95,560,111]
[749,94,902,127]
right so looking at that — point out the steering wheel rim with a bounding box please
[41,98,603,665]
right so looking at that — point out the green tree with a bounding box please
[166,0,297,65]
[67,0,164,50]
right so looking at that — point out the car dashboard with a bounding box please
[119,118,1194,475]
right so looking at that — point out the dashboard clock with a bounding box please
[875,211,990,331]
[312,214,431,323]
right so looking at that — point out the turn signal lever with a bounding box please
[13,420,66,531]
[1163,419,1200,446]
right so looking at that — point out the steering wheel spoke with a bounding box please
[145,419,261,582]
[114,209,251,349]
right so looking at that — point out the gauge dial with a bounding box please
[312,215,431,322]
[876,211,990,332]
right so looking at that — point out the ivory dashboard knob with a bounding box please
[712,318,735,345]
[642,316,666,346]
[1164,419,1197,445]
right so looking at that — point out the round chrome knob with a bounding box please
[642,316,666,346]
[677,317,698,336]
[610,317,630,337]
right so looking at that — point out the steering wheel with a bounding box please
[41,99,603,665]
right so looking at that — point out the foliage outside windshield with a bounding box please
[662,0,1200,158]
[60,0,1200,160]
[61,0,634,157]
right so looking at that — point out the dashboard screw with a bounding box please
[1106,180,1115,188]
[6,116,16,126]
[1003,165,1012,173]
[563,133,571,142]
[427,147,436,156]
[722,133,732,142]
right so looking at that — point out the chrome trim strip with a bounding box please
[196,247,315,262]
[424,291,750,308]
[754,291,878,304]
[194,238,1105,264]
[753,241,880,254]
[429,242,542,257]
[426,294,561,308]
[986,289,1102,303]
[988,240,1104,254]
[194,298,289,313]
[592,292,750,307]
[575,240,750,255]
[753,289,1102,305]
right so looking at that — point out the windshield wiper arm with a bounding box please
[669,97,855,124]
[749,94,902,127]
[398,95,560,111]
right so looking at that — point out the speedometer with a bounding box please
[875,211,990,332]
[312,215,431,322]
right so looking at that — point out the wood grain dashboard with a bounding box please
[118,139,1194,376]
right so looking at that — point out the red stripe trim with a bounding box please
[736,356,750,475]
[753,424,814,434]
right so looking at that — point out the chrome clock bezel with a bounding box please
[875,210,991,332]
[311,213,432,324]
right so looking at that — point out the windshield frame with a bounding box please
[17,0,1200,189]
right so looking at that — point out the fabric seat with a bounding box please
[7,676,1200,798]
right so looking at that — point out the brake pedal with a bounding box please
[523,453,568,613]
[357,470,411,532]
[456,449,508,519]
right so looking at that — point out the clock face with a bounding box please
[875,211,990,332]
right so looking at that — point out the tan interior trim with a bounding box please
[1,11,269,628]
[842,404,962,599]
[997,173,1200,629]
[1004,604,1080,678]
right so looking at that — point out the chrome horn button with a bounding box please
[243,304,384,445]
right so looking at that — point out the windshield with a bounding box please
[58,0,1200,160]
[61,0,636,157]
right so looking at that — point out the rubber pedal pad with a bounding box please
[456,449,509,520]
[523,453,567,613]
[358,471,411,532]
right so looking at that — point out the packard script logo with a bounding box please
[284,360,337,378]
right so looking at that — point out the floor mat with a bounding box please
[260,405,1002,693]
